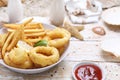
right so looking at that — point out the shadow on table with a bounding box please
[104,22,120,32]
[100,50,120,62]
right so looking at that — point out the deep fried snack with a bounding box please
[0,32,9,48]
[27,37,42,43]
[23,18,33,26]
[2,32,14,58]
[25,32,45,37]
[7,27,22,51]
[24,23,44,29]
[47,28,71,48]
[0,49,2,59]
[57,41,69,55]
[0,0,7,7]
[4,24,21,29]
[8,28,44,33]
[63,22,84,40]
[4,48,33,69]
[75,25,84,31]
[29,46,60,67]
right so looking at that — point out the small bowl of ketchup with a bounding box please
[72,62,105,80]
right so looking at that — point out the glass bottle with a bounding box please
[8,0,23,23]
[49,0,65,26]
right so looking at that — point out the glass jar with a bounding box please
[8,0,23,23]
[49,0,65,26]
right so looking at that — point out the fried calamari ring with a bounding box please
[57,41,69,55]
[47,28,71,48]
[29,46,60,67]
[4,48,33,69]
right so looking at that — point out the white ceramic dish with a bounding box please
[101,38,120,57]
[102,7,120,25]
[65,0,102,24]
[72,62,105,80]
[0,17,69,74]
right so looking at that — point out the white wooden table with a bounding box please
[0,0,120,79]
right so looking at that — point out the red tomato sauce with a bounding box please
[75,64,102,80]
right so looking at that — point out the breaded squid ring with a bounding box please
[29,46,60,67]
[47,28,71,48]
[4,48,33,69]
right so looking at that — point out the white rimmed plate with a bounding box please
[101,38,120,57]
[0,17,69,74]
[102,7,120,25]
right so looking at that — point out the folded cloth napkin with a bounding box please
[69,14,99,24]
[66,0,102,24]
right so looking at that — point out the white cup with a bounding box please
[49,0,65,26]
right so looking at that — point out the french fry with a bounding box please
[27,38,42,43]
[0,32,9,48]
[20,25,25,40]
[2,32,14,58]
[24,39,33,46]
[0,51,2,59]
[25,32,45,37]
[23,18,33,26]
[63,22,84,40]
[7,26,22,51]
[25,23,44,29]
[7,28,44,33]
[4,24,20,29]
[75,25,84,31]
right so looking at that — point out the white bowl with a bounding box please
[0,48,69,74]
[0,17,70,74]
[72,62,105,80]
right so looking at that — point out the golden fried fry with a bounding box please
[4,24,21,29]
[0,32,9,48]
[42,36,51,41]
[2,32,14,58]
[23,18,33,26]
[24,29,44,33]
[27,38,42,43]
[24,39,33,46]
[63,22,84,40]
[0,49,2,59]
[25,23,44,29]
[75,25,84,31]
[20,25,25,40]
[25,32,45,37]
[8,28,44,33]
[7,27,22,51]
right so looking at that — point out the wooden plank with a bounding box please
[65,41,120,62]
[0,61,120,80]
[71,20,120,41]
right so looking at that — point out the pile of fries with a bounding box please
[0,18,48,58]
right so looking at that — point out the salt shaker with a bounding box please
[49,0,65,26]
[8,0,23,23]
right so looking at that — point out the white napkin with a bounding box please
[69,14,99,24]
[66,0,102,24]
